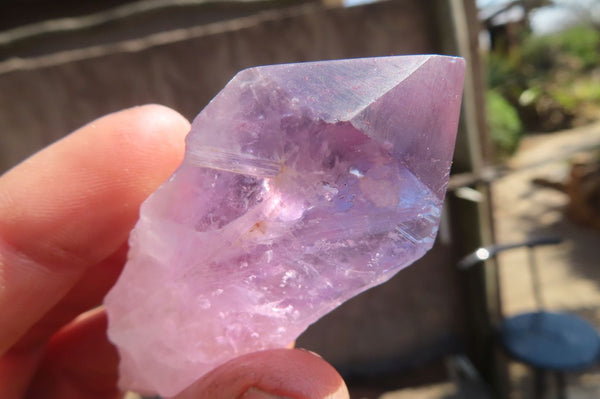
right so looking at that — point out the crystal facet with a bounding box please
[104,55,465,397]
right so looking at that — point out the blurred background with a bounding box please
[1,0,599,398]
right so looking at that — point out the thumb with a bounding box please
[173,349,349,399]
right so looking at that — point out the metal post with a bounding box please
[528,246,545,311]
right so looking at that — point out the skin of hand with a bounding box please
[0,105,349,399]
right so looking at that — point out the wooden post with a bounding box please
[433,0,508,397]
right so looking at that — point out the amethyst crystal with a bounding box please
[104,55,465,397]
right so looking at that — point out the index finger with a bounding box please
[0,104,189,354]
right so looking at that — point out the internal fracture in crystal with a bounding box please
[104,55,466,397]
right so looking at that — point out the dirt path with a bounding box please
[494,121,600,317]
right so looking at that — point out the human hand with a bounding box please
[0,105,349,399]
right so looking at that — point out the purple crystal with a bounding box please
[104,55,465,397]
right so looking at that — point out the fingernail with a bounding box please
[240,387,289,399]
[298,347,322,358]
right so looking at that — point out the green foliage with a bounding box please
[555,26,600,69]
[486,90,524,156]
[485,52,529,104]
[487,25,600,88]
[485,25,600,136]
[521,34,557,73]
[486,53,521,91]
[487,53,515,88]
[551,88,578,111]
[573,79,600,102]
[550,77,600,111]
[518,26,599,72]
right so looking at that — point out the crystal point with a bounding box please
[104,55,465,397]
